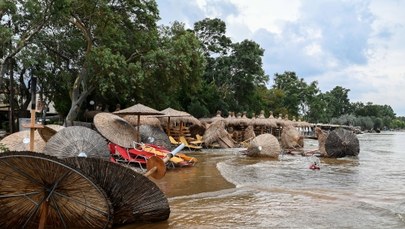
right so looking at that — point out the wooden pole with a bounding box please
[29,77,37,151]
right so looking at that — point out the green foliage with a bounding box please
[0,143,9,153]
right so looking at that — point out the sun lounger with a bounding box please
[169,136,181,145]
[179,136,202,150]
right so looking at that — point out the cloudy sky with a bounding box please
[156,0,405,116]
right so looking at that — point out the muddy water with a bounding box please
[120,132,405,229]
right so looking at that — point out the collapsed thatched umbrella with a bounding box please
[203,120,235,148]
[64,157,170,225]
[38,124,65,142]
[139,125,171,150]
[325,128,360,158]
[280,125,304,149]
[244,133,281,158]
[43,126,110,160]
[0,151,113,229]
[114,103,163,142]
[94,112,138,148]
[315,127,328,156]
[0,130,46,152]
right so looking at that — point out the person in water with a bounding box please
[309,161,320,170]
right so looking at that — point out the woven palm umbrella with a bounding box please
[280,125,304,149]
[0,151,113,229]
[114,103,163,142]
[122,115,162,128]
[202,120,234,148]
[64,157,170,225]
[158,107,201,137]
[0,130,46,152]
[38,124,65,142]
[43,126,109,160]
[325,128,360,158]
[139,125,171,150]
[209,110,225,123]
[315,127,328,156]
[244,133,281,158]
[94,112,138,148]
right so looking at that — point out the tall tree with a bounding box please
[32,0,160,124]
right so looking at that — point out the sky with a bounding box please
[155,0,405,116]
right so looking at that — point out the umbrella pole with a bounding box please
[167,117,171,136]
[137,115,140,142]
[144,143,185,179]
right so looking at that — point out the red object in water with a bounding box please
[309,164,320,170]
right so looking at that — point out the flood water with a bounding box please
[121,131,405,229]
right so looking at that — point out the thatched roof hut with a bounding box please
[280,125,304,149]
[203,120,235,148]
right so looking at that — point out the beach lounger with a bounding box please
[179,136,202,150]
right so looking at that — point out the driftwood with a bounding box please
[325,128,359,158]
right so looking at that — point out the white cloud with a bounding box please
[155,0,405,116]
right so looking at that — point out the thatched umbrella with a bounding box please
[38,124,65,142]
[139,125,171,150]
[325,128,360,158]
[43,126,110,160]
[158,107,201,137]
[280,125,304,149]
[0,151,113,229]
[202,120,234,148]
[315,127,328,156]
[244,133,281,158]
[209,110,225,123]
[122,115,162,128]
[94,112,137,148]
[114,103,163,142]
[64,157,170,225]
[0,130,46,152]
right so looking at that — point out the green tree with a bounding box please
[324,86,352,118]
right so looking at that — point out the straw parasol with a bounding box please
[209,110,225,123]
[94,112,138,148]
[38,124,65,142]
[122,115,162,128]
[315,127,328,156]
[64,157,170,225]
[43,126,109,160]
[244,133,281,158]
[114,103,163,142]
[0,130,46,152]
[325,128,360,158]
[0,151,113,229]
[139,125,171,150]
[158,107,201,136]
[202,120,235,148]
[280,125,304,149]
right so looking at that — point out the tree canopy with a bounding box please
[1,3,403,131]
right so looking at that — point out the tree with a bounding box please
[28,0,160,124]
[271,71,317,118]
[193,18,232,56]
[141,21,206,110]
[324,86,352,118]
